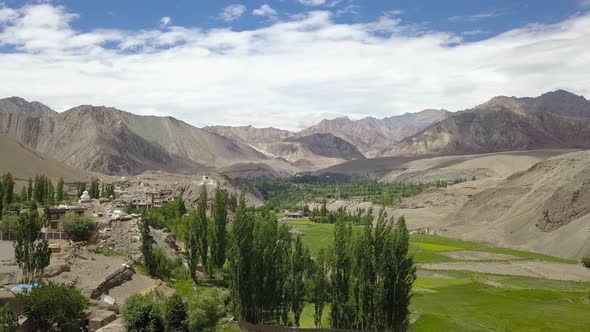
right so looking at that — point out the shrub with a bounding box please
[163,293,188,332]
[187,287,228,332]
[0,303,18,332]
[122,294,164,332]
[582,257,590,268]
[60,212,96,241]
[17,282,89,331]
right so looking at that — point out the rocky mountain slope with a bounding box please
[0,97,274,175]
[385,90,590,157]
[299,109,450,156]
[203,125,294,145]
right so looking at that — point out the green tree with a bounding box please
[56,177,65,202]
[122,294,164,332]
[186,210,200,283]
[27,178,33,202]
[1,173,14,208]
[0,303,18,332]
[13,204,51,283]
[140,213,157,276]
[163,293,188,332]
[310,248,330,328]
[0,180,3,220]
[330,218,353,329]
[76,182,86,198]
[17,282,89,331]
[60,212,97,241]
[211,187,228,278]
[387,216,416,332]
[291,236,307,327]
[197,186,209,276]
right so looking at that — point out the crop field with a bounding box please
[286,221,590,331]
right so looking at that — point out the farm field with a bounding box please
[286,221,590,331]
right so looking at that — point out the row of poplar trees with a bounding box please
[0,173,67,218]
[229,196,416,331]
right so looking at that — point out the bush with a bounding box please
[0,215,19,233]
[582,257,590,268]
[0,303,18,331]
[17,282,89,331]
[122,294,164,332]
[61,212,96,241]
[163,293,188,332]
[187,287,228,332]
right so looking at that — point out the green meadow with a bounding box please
[286,221,590,331]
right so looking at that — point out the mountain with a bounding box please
[385,90,590,157]
[203,125,294,145]
[0,133,89,183]
[298,109,450,156]
[285,134,365,160]
[0,98,274,175]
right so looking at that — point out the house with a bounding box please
[47,206,87,230]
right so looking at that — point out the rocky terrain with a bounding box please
[385,90,590,157]
[298,109,450,156]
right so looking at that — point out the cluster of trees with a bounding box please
[228,193,311,326]
[321,214,416,331]
[60,212,97,241]
[0,173,15,218]
[186,186,228,282]
[76,179,117,200]
[122,288,228,332]
[307,202,374,225]
[138,186,230,282]
[230,195,416,330]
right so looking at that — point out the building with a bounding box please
[47,206,87,230]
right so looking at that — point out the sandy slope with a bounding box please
[0,133,89,183]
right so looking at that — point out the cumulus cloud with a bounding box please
[0,3,589,130]
[218,4,246,22]
[159,16,171,28]
[253,4,277,18]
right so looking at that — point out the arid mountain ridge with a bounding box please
[1,89,589,176]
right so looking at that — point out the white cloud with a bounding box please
[218,4,246,22]
[253,4,277,18]
[298,0,326,6]
[159,16,171,28]
[449,12,499,22]
[0,4,589,130]
[581,0,590,7]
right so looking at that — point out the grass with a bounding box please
[287,221,576,264]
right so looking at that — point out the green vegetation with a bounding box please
[17,282,89,331]
[0,303,18,332]
[286,220,590,331]
[252,174,462,209]
[122,293,164,332]
[13,204,51,283]
[60,212,97,241]
[582,257,590,268]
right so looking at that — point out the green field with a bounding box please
[287,221,590,331]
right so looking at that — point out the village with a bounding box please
[0,173,226,331]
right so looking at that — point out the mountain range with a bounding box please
[1,89,589,176]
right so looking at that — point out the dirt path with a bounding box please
[419,261,590,282]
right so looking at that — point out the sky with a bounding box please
[0,0,589,130]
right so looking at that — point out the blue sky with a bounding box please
[0,0,589,129]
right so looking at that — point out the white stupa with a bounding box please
[80,190,91,203]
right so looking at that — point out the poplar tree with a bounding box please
[2,173,14,207]
[56,177,65,202]
[27,178,33,201]
[291,236,307,327]
[211,187,228,278]
[331,218,353,329]
[197,186,209,275]
[186,210,200,283]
